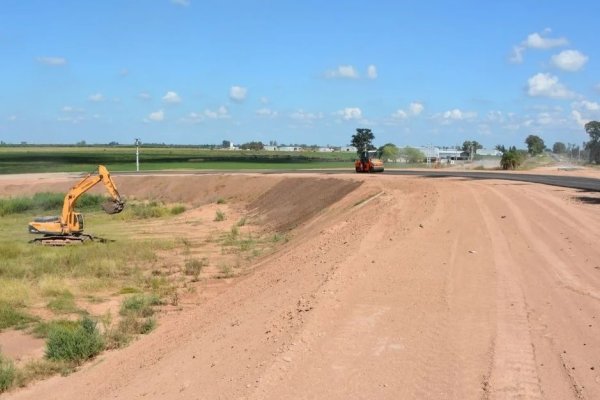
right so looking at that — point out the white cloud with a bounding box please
[62,106,84,113]
[571,110,589,127]
[438,109,477,122]
[37,56,67,66]
[367,65,378,79]
[7,115,17,121]
[260,96,269,105]
[138,92,151,100]
[88,93,104,102]
[325,65,359,79]
[256,108,278,118]
[444,109,465,120]
[148,110,165,122]
[409,102,424,115]
[204,106,229,119]
[527,73,574,99]
[162,91,181,103]
[336,107,362,120]
[184,106,230,123]
[229,86,247,102]
[171,0,190,6]
[392,109,408,119]
[551,50,588,71]
[290,109,324,121]
[392,101,424,119]
[509,29,568,63]
[525,32,568,49]
[573,100,600,111]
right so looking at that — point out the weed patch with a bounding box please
[47,291,79,314]
[0,303,37,330]
[120,294,160,317]
[0,353,15,393]
[170,205,186,215]
[13,359,72,388]
[184,258,207,281]
[45,317,104,363]
[214,210,226,221]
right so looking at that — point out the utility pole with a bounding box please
[134,138,141,172]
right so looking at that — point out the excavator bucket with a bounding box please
[102,199,125,214]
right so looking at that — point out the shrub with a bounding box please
[236,217,247,227]
[0,353,15,393]
[214,210,226,221]
[170,205,186,215]
[216,197,226,204]
[184,258,207,281]
[45,317,104,362]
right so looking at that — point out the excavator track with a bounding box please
[29,234,112,246]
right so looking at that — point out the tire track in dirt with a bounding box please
[470,183,544,399]
[475,181,600,399]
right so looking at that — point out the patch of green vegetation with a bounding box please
[119,294,160,318]
[216,197,226,204]
[0,193,106,216]
[13,359,72,388]
[214,210,226,221]
[31,320,79,339]
[0,303,37,330]
[0,146,357,174]
[45,317,104,363]
[271,233,287,243]
[0,353,15,393]
[47,291,80,314]
[170,205,186,215]
[119,287,142,294]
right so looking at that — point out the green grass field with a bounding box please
[0,146,358,174]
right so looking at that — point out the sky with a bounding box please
[1,0,599,148]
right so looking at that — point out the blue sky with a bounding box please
[1,0,599,148]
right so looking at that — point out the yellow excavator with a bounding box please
[28,165,125,245]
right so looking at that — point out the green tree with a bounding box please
[398,146,425,163]
[495,144,507,153]
[584,121,600,163]
[552,142,566,154]
[462,141,482,157]
[525,135,545,155]
[500,146,526,170]
[351,128,375,153]
[378,143,399,161]
[240,141,264,150]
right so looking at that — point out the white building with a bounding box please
[477,149,503,156]
[263,146,277,151]
[340,146,357,152]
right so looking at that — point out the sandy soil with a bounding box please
[2,172,600,399]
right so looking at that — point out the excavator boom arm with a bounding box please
[60,165,124,225]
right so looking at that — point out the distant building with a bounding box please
[278,146,303,152]
[263,145,277,151]
[477,148,503,156]
[340,146,357,152]
[222,140,234,149]
[318,147,334,152]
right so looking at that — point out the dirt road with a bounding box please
[4,174,600,399]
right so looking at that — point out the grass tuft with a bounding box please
[45,317,104,363]
[214,210,226,221]
[170,205,186,215]
[184,258,207,281]
[0,353,16,393]
[216,197,227,204]
[0,303,37,330]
